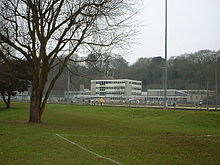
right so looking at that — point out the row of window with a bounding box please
[110,97,124,100]
[132,87,141,90]
[132,92,141,95]
[96,87,141,91]
[96,86,126,90]
[186,91,207,95]
[95,81,141,85]
[96,92,142,95]
[96,92,125,95]
[132,82,142,85]
[96,81,126,85]
[147,97,177,101]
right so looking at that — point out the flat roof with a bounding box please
[91,79,142,82]
[147,89,176,91]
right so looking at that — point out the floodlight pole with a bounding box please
[215,55,219,110]
[67,35,71,105]
[164,0,168,110]
[67,67,70,104]
[206,80,209,110]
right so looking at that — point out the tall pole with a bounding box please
[215,56,219,110]
[67,35,71,104]
[67,68,70,104]
[206,80,209,110]
[160,84,161,103]
[164,0,168,109]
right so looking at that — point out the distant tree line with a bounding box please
[52,50,220,92]
[1,49,219,108]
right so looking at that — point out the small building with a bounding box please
[142,89,215,104]
[64,89,91,103]
[181,90,215,104]
[143,89,188,104]
[90,79,142,102]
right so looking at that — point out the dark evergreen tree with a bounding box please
[0,60,31,108]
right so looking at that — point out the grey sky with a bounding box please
[125,0,220,64]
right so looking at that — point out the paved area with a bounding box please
[103,104,220,111]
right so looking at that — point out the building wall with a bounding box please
[181,90,214,103]
[90,81,96,96]
[147,89,176,96]
[144,89,214,104]
[90,79,142,101]
[143,89,187,104]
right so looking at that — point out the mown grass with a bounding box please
[0,102,220,165]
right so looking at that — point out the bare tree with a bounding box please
[0,0,139,123]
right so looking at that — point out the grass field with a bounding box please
[0,102,220,165]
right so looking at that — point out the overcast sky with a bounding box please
[125,0,220,64]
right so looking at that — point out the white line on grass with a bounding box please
[55,133,124,165]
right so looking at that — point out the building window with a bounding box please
[100,87,105,91]
[100,92,105,96]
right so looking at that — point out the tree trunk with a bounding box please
[29,68,50,123]
[29,90,42,123]
[1,92,11,109]
[6,94,11,109]
[29,79,44,123]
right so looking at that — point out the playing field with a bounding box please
[0,102,220,165]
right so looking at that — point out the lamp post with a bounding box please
[206,80,209,110]
[215,55,219,110]
[163,0,168,109]
[67,67,70,104]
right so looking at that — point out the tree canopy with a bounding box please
[0,0,140,123]
[0,59,30,108]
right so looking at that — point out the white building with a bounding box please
[90,79,142,102]
[181,90,214,103]
[142,89,215,104]
[143,89,188,104]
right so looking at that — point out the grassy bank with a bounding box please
[0,102,220,165]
